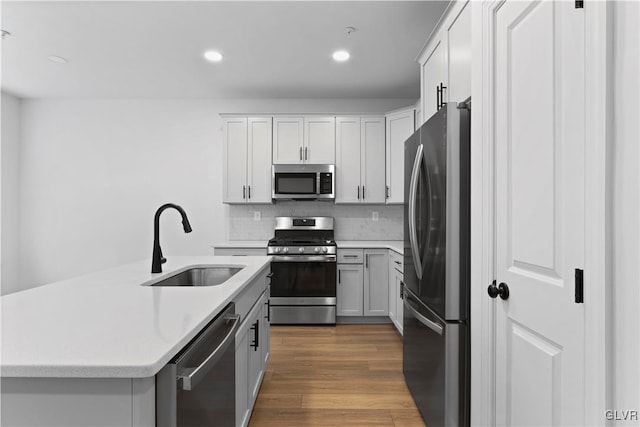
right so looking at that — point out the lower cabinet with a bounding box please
[336,249,388,317]
[236,288,270,427]
[388,250,404,334]
[337,264,364,316]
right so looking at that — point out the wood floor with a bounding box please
[248,324,426,427]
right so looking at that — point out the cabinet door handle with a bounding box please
[299,147,303,161]
[248,185,251,199]
[304,147,308,160]
[265,299,270,322]
[338,270,341,284]
[362,186,365,200]
[436,85,440,111]
[357,186,360,200]
[365,254,369,268]
[250,320,259,351]
[243,185,246,199]
[386,185,389,199]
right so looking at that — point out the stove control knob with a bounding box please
[322,247,328,253]
[314,247,320,253]
[283,247,289,254]
[275,247,281,254]
[299,247,305,253]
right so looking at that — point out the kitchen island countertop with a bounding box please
[0,256,271,378]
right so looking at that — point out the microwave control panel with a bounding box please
[319,173,333,194]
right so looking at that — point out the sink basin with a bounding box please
[151,267,242,287]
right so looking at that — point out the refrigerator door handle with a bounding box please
[404,293,444,336]
[408,143,425,280]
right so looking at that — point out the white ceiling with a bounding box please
[1,1,449,99]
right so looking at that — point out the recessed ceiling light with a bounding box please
[204,50,223,62]
[48,55,68,64]
[332,50,350,62]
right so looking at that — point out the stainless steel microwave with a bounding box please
[272,164,335,200]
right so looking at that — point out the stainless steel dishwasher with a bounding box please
[156,303,240,427]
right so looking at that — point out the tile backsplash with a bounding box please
[227,202,403,241]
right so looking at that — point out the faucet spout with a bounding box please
[152,203,192,273]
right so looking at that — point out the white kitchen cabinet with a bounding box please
[304,116,335,163]
[417,0,471,126]
[335,116,386,204]
[388,250,404,335]
[414,100,422,130]
[260,287,271,369]
[236,287,269,427]
[272,116,304,164]
[273,116,335,164]
[222,116,272,204]
[385,107,415,204]
[337,264,364,316]
[336,249,388,318]
[363,249,389,316]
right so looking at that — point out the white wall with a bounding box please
[612,0,640,417]
[16,98,413,291]
[1,92,21,295]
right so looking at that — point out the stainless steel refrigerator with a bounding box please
[402,100,471,427]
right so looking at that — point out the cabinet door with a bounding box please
[363,249,388,316]
[273,116,304,164]
[247,307,262,406]
[260,288,271,368]
[304,116,335,164]
[247,117,273,203]
[361,117,386,204]
[446,1,471,103]
[337,264,363,316]
[420,35,447,124]
[394,270,404,335]
[235,318,250,427]
[388,256,397,324]
[385,109,414,204]
[223,117,248,204]
[335,117,362,204]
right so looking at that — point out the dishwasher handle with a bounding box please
[178,314,241,391]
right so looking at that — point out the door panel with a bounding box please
[494,1,585,425]
[386,109,415,204]
[363,250,388,316]
[247,117,272,203]
[273,117,304,164]
[337,264,363,316]
[304,116,335,164]
[223,118,248,203]
[361,117,386,204]
[335,117,361,204]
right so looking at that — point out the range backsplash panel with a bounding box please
[227,203,403,241]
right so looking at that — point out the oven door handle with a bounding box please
[271,255,337,262]
[177,314,241,391]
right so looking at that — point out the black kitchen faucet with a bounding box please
[151,203,192,273]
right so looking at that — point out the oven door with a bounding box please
[270,256,337,300]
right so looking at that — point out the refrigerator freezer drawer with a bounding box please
[402,292,469,427]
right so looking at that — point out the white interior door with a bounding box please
[494,1,585,425]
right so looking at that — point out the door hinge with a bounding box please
[575,0,584,8]
[575,269,584,303]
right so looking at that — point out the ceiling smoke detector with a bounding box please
[344,27,356,36]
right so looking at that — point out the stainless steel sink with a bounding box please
[151,267,242,287]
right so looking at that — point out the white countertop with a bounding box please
[214,240,404,254]
[0,256,271,379]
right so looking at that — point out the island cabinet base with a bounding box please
[1,376,155,427]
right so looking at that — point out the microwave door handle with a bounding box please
[409,144,424,280]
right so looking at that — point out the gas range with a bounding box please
[267,217,337,258]
[267,217,337,325]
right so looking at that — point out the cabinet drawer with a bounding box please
[337,249,364,264]
[389,250,404,273]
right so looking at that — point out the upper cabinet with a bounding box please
[417,0,471,126]
[335,116,386,204]
[222,116,273,204]
[385,107,415,204]
[273,116,335,164]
